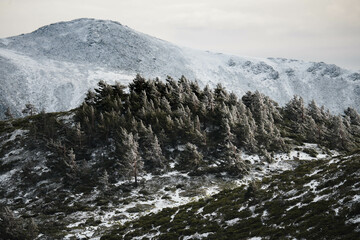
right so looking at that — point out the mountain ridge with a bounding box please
[0,18,359,119]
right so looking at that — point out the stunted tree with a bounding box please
[4,107,13,119]
[74,122,84,148]
[22,103,37,116]
[99,170,110,192]
[63,148,79,180]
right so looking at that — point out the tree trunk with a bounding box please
[134,161,138,187]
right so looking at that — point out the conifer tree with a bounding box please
[344,107,360,126]
[330,115,352,150]
[118,129,143,187]
[160,96,171,113]
[84,89,96,105]
[222,142,249,175]
[202,85,215,112]
[64,148,78,180]
[285,95,307,122]
[0,206,27,239]
[308,100,323,123]
[178,143,203,170]
[214,83,228,103]
[145,135,165,173]
[22,103,37,116]
[140,125,165,172]
[74,123,84,148]
[4,107,13,120]
[100,170,110,192]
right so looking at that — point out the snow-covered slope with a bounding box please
[0,18,359,118]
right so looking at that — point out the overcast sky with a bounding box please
[0,0,359,70]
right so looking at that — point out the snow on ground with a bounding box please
[346,216,360,224]
[226,218,240,226]
[1,141,333,239]
[304,180,320,192]
[235,143,336,187]
[2,129,28,145]
[63,169,228,239]
[183,232,214,240]
[0,169,17,185]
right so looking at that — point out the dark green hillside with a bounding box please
[102,153,360,240]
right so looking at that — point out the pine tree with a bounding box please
[308,100,323,123]
[202,85,215,112]
[26,218,38,240]
[74,122,84,148]
[84,89,96,105]
[222,142,249,175]
[160,96,171,113]
[100,170,110,192]
[118,129,143,187]
[240,114,257,152]
[330,115,353,150]
[285,95,307,123]
[140,125,165,172]
[344,107,360,126]
[0,206,25,239]
[145,135,165,172]
[214,83,228,103]
[4,107,13,119]
[178,143,203,170]
[63,148,78,180]
[22,103,37,116]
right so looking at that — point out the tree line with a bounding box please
[23,75,360,187]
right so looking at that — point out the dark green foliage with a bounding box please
[14,75,358,188]
[0,75,357,203]
[0,206,38,240]
[75,76,359,157]
[101,154,360,240]
[303,147,318,157]
[177,142,203,170]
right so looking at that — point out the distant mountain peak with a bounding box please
[0,19,359,119]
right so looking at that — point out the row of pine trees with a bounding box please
[26,75,360,187]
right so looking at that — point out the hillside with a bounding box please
[1,77,360,239]
[102,153,360,240]
[1,18,359,119]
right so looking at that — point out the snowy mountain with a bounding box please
[0,18,359,119]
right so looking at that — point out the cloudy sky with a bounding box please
[0,0,359,70]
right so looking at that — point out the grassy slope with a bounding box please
[102,154,360,240]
